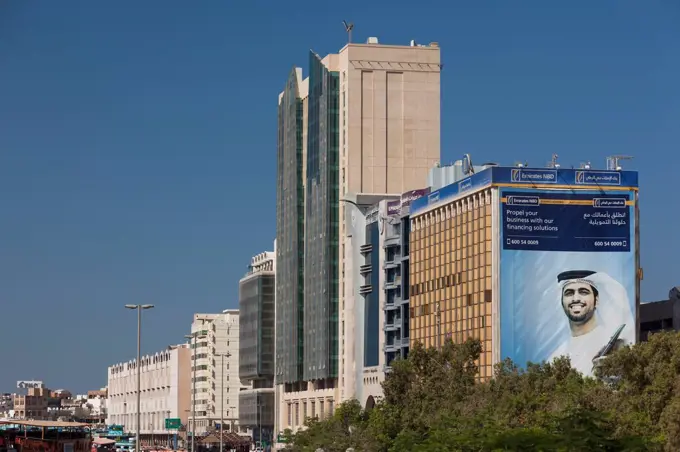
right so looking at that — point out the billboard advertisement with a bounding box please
[17,380,44,389]
[499,187,637,376]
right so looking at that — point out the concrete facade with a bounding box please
[188,310,247,435]
[13,387,49,420]
[106,344,190,435]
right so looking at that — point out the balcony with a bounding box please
[384,277,401,290]
[383,341,399,353]
[384,317,401,331]
[384,236,400,248]
[384,296,400,310]
[383,260,399,270]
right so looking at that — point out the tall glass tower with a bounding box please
[275,68,306,385]
[303,51,340,382]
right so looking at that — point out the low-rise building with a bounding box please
[106,344,191,446]
[13,387,49,419]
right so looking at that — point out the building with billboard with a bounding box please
[239,247,276,446]
[408,164,640,378]
[275,35,441,434]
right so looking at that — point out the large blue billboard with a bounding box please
[499,187,637,377]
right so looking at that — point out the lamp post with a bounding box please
[185,332,199,452]
[257,399,262,449]
[215,352,231,452]
[166,410,171,449]
[125,304,155,452]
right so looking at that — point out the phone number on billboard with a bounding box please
[593,240,627,248]
[506,237,628,251]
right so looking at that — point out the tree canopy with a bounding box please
[283,331,680,451]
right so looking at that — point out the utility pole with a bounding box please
[435,303,441,351]
[124,304,155,452]
[257,399,262,449]
[184,332,198,452]
[215,352,231,452]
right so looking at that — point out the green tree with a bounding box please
[285,333,680,451]
[285,399,371,452]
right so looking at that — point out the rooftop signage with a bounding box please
[410,167,638,216]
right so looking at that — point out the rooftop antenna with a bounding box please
[606,155,633,171]
[462,153,475,175]
[342,20,354,44]
[548,153,561,169]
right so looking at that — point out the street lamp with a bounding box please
[184,332,199,452]
[125,304,155,452]
[215,352,231,452]
[257,399,262,449]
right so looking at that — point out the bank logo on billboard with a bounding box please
[510,168,557,183]
[575,170,621,186]
[499,188,636,378]
[458,177,473,193]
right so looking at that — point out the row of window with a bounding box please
[411,238,492,270]
[410,269,494,297]
[285,399,335,428]
[410,190,492,232]
[409,191,495,379]
[110,351,174,374]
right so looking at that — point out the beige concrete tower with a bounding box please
[337,38,441,402]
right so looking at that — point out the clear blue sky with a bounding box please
[0,1,678,393]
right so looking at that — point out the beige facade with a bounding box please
[337,40,441,195]
[13,387,49,419]
[337,38,441,403]
[106,344,191,434]
[276,37,441,434]
[189,310,248,435]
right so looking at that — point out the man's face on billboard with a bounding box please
[562,282,597,324]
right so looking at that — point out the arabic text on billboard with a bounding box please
[499,188,636,377]
[17,381,44,389]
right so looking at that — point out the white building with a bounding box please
[106,344,191,439]
[189,310,248,435]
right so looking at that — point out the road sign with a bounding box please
[276,434,288,443]
[165,418,181,430]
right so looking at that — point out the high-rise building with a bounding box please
[239,248,276,446]
[188,310,246,435]
[275,36,442,434]
[342,189,429,407]
[106,344,190,446]
[408,164,640,379]
[276,67,307,389]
